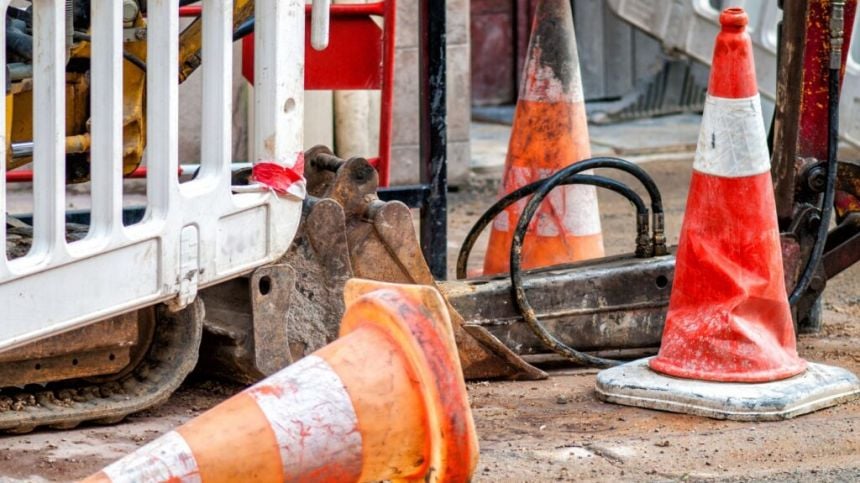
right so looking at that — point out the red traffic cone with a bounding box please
[596,8,859,420]
[649,7,805,382]
[482,0,604,275]
[84,281,478,482]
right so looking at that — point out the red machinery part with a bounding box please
[6,168,147,182]
[796,1,857,160]
[178,5,202,16]
[241,2,396,187]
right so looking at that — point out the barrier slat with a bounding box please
[200,0,234,185]
[89,0,124,236]
[254,0,304,168]
[146,0,180,219]
[32,0,68,258]
[0,1,7,275]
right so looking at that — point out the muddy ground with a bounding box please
[1,131,859,481]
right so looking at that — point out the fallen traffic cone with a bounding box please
[84,281,478,482]
[482,0,604,275]
[596,8,860,420]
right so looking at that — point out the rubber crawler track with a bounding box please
[0,300,204,434]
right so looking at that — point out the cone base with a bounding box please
[596,358,860,422]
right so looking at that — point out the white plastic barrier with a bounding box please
[608,0,860,147]
[0,0,305,351]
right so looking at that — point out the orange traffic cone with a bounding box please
[482,0,603,275]
[84,281,478,482]
[596,8,859,420]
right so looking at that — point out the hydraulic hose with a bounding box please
[788,1,844,306]
[455,173,650,279]
[508,158,666,368]
[72,32,146,72]
[457,156,666,280]
[7,30,33,61]
[234,16,254,41]
[457,156,664,367]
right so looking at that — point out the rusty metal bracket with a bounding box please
[782,161,860,332]
[249,265,296,377]
[197,265,296,384]
[836,161,860,222]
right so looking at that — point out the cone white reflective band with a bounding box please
[101,430,201,483]
[519,49,585,103]
[544,183,602,237]
[493,166,602,236]
[247,354,363,480]
[693,94,770,178]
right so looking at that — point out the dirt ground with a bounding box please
[2,131,860,481]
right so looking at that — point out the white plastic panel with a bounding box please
[0,0,304,351]
[840,8,860,146]
[608,0,860,147]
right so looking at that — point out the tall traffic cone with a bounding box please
[84,281,478,482]
[482,0,603,275]
[596,8,859,420]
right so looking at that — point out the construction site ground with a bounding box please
[1,116,859,482]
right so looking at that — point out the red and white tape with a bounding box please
[246,152,307,199]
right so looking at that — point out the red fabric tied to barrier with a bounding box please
[251,154,306,198]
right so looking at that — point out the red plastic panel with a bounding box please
[470,1,517,105]
[241,7,384,90]
[796,0,857,160]
[239,2,395,186]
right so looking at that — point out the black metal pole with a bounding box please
[419,0,448,280]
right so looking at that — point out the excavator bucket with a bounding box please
[199,147,546,382]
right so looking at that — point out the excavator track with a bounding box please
[0,301,204,434]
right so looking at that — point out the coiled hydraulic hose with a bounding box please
[456,173,650,279]
[457,156,666,279]
[459,156,664,367]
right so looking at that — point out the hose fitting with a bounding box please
[831,0,845,69]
